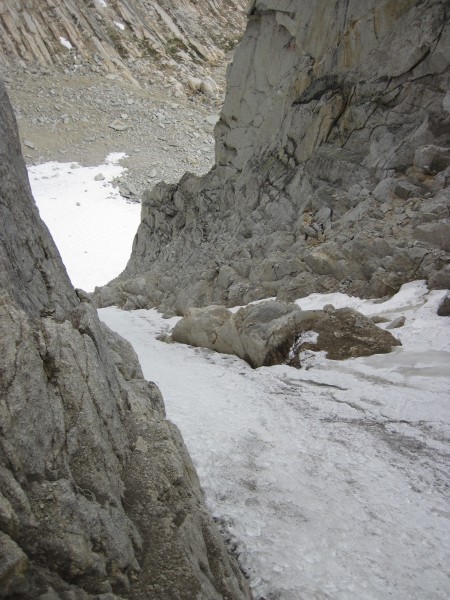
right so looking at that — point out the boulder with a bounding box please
[414,222,450,252]
[437,294,450,316]
[172,300,401,368]
[288,306,402,363]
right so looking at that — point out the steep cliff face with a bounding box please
[0,0,246,88]
[96,0,450,313]
[0,81,251,599]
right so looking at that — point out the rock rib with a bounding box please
[0,80,251,600]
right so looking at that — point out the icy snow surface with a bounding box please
[30,159,450,599]
[100,284,450,600]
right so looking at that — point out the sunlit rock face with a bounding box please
[0,80,251,600]
[96,0,449,314]
[217,0,448,173]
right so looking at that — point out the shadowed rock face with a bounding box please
[0,81,251,600]
[95,0,450,314]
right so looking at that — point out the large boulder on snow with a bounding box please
[172,301,320,367]
[288,305,402,363]
[172,300,401,367]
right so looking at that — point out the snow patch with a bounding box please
[114,21,125,31]
[28,153,140,292]
[59,37,73,50]
[288,330,318,360]
[296,280,429,317]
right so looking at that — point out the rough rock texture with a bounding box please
[172,300,401,368]
[95,0,450,313]
[0,81,251,600]
[0,0,246,89]
[287,304,403,363]
[437,292,450,316]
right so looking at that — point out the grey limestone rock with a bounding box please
[0,531,30,597]
[172,301,310,368]
[0,81,251,600]
[414,144,450,174]
[414,221,450,251]
[96,0,450,313]
[437,293,450,316]
[172,300,401,368]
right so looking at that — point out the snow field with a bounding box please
[28,154,141,292]
[100,286,450,600]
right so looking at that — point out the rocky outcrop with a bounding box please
[0,80,251,599]
[171,300,401,368]
[0,0,246,92]
[437,293,450,316]
[95,0,450,313]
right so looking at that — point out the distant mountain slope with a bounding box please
[0,0,246,86]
